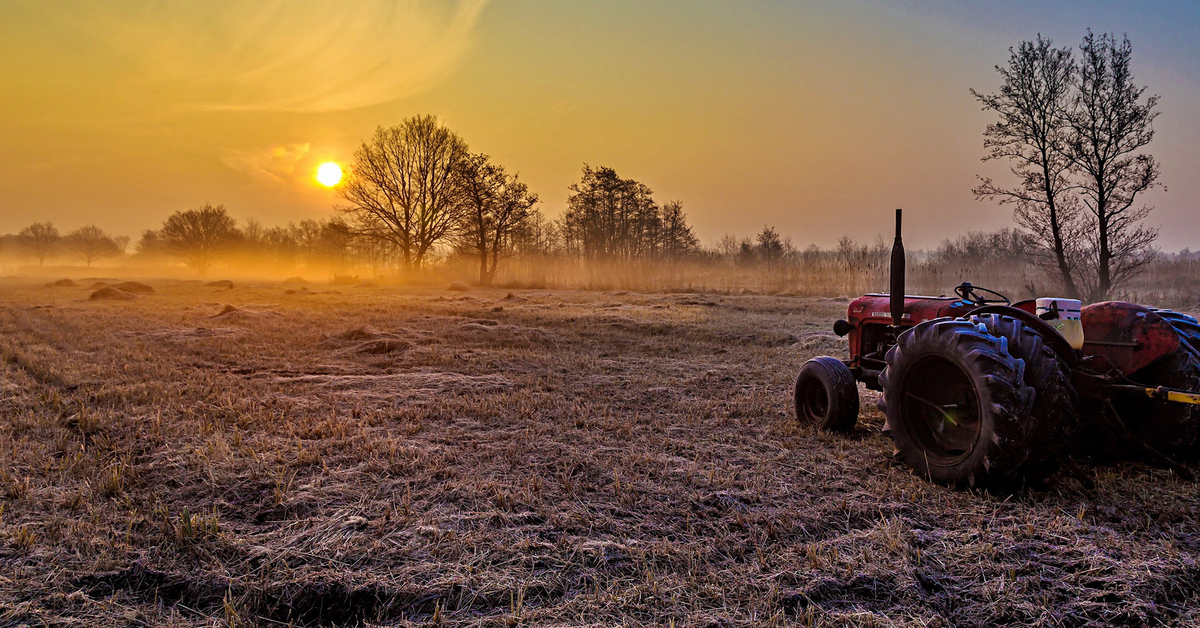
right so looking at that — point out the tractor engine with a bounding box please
[837,294,978,389]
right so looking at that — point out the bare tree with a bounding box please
[63,225,121,267]
[1066,32,1161,301]
[755,226,784,267]
[18,222,60,265]
[511,210,560,257]
[972,36,1083,297]
[659,201,699,261]
[456,152,539,285]
[339,115,469,271]
[160,203,240,275]
[716,234,740,262]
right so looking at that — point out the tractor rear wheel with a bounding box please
[969,313,1078,478]
[1152,309,1200,353]
[880,318,1051,488]
[794,356,859,432]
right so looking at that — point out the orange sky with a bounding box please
[1,0,1197,250]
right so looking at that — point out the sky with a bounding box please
[1,0,1197,251]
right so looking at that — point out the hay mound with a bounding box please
[349,338,411,354]
[112,281,155,294]
[323,327,413,355]
[90,287,135,301]
[792,331,849,353]
[447,281,470,291]
[207,280,235,289]
[444,319,551,345]
[331,275,359,286]
[44,279,77,288]
[209,304,278,320]
[283,277,307,285]
[89,282,111,289]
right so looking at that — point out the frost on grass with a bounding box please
[1,282,1198,627]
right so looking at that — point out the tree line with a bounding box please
[1,113,706,282]
[338,115,701,284]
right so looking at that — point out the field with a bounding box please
[2,277,1199,627]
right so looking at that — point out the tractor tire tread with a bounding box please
[880,317,1040,488]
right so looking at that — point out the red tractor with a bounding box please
[795,210,1200,488]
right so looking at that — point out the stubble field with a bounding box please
[1,277,1199,627]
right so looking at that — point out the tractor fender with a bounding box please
[965,304,1078,367]
[1080,302,1180,376]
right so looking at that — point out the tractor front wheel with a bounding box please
[880,319,1047,488]
[794,356,859,432]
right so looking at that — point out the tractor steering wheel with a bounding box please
[954,282,1010,306]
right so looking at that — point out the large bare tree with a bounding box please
[64,225,121,267]
[972,36,1083,297]
[339,115,469,271]
[456,152,539,285]
[17,222,60,266]
[160,204,240,275]
[1066,32,1161,301]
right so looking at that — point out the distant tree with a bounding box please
[755,226,784,266]
[930,228,1038,266]
[17,222,60,265]
[511,210,560,257]
[659,201,699,261]
[159,203,240,275]
[736,238,755,266]
[972,35,1084,298]
[134,230,166,258]
[63,225,121,267]
[456,152,540,285]
[339,115,469,271]
[1066,32,1161,300]
[560,165,663,260]
[716,234,740,261]
[319,218,355,270]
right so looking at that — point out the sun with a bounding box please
[316,162,342,187]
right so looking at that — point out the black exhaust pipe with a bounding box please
[890,209,905,331]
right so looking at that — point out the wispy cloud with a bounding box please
[222,143,313,185]
[19,0,490,112]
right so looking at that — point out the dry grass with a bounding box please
[0,276,1199,627]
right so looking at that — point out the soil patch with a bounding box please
[44,279,77,288]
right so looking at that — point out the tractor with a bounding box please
[794,209,1200,488]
